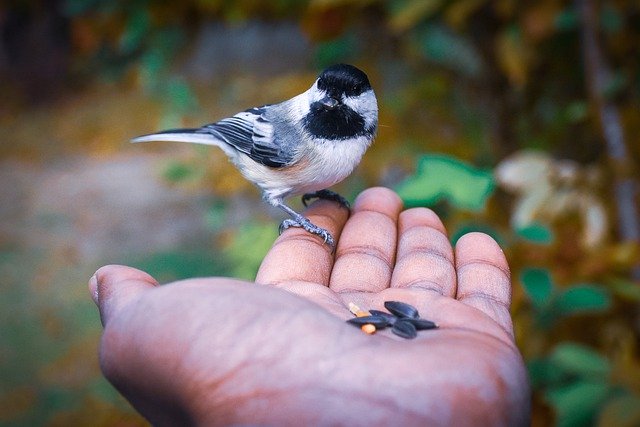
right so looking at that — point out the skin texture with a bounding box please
[90,187,531,426]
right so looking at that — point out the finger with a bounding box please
[256,199,349,286]
[455,232,514,337]
[90,264,159,326]
[329,187,403,293]
[390,208,456,297]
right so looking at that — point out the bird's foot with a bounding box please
[302,189,350,209]
[279,217,335,250]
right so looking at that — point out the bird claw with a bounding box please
[302,190,350,209]
[279,217,336,250]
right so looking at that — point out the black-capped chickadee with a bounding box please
[132,64,378,249]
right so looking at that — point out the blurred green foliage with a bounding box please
[528,342,634,427]
[521,268,611,330]
[517,223,555,245]
[2,0,640,425]
[129,249,231,283]
[396,154,494,211]
[0,247,142,426]
[224,222,279,280]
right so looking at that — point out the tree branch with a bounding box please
[577,0,640,280]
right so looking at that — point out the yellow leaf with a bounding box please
[445,0,486,29]
[495,27,530,87]
[389,0,444,32]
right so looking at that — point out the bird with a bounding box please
[131,64,378,249]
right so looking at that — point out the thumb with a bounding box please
[89,265,159,326]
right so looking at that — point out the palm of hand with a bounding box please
[92,188,529,426]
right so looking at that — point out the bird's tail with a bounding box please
[131,129,221,147]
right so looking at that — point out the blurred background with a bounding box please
[1,0,639,425]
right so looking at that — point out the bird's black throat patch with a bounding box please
[303,102,373,140]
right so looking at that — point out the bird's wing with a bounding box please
[199,106,294,168]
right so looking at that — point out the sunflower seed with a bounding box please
[391,320,418,339]
[346,315,389,328]
[384,301,419,319]
[368,310,397,325]
[405,318,438,330]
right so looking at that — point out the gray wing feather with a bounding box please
[200,106,293,168]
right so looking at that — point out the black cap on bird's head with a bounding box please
[317,64,372,99]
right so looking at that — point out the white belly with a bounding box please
[234,135,371,203]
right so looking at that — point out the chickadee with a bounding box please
[131,64,378,249]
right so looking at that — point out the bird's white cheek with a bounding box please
[343,90,378,129]
[305,83,326,106]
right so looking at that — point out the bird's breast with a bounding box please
[233,135,371,202]
[289,136,371,193]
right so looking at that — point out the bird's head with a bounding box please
[304,64,378,140]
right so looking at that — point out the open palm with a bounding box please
[91,187,529,426]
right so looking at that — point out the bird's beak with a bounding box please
[320,96,340,109]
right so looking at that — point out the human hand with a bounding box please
[90,187,530,426]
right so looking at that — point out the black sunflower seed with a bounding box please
[405,318,438,330]
[391,320,417,339]
[368,310,397,325]
[346,315,389,328]
[384,301,419,319]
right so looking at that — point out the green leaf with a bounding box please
[516,222,554,244]
[166,78,198,113]
[119,7,150,55]
[205,201,227,231]
[130,250,230,283]
[549,343,611,379]
[225,222,279,280]
[140,47,168,84]
[520,268,554,309]
[163,161,201,183]
[527,358,565,389]
[314,33,357,68]
[554,9,579,31]
[416,25,485,78]
[396,154,495,211]
[450,222,504,246]
[557,284,612,316]
[545,381,612,427]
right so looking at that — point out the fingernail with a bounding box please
[89,272,99,305]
